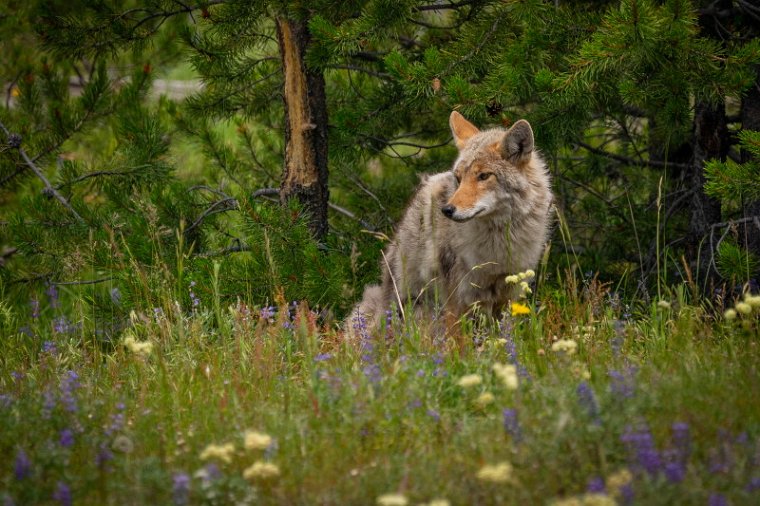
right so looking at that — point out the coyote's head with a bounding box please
[442,111,536,222]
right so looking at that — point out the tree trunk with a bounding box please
[688,100,728,281]
[276,16,329,241]
[740,65,760,261]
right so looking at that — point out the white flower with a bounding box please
[376,493,408,506]
[724,308,737,320]
[123,335,153,356]
[199,443,235,464]
[505,275,520,284]
[244,430,272,451]
[493,363,519,390]
[745,294,760,308]
[551,339,578,355]
[735,302,752,315]
[243,461,280,480]
[475,391,495,407]
[476,462,514,484]
[657,300,671,310]
[457,374,482,388]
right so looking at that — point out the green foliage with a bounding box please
[705,130,760,203]
[716,239,760,281]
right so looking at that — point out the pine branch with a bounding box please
[0,121,85,224]
[576,141,690,170]
[415,0,481,12]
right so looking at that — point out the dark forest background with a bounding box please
[1,0,759,320]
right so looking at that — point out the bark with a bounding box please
[275,16,329,241]
[740,65,760,261]
[688,100,728,280]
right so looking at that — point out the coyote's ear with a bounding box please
[501,119,534,165]
[449,111,479,149]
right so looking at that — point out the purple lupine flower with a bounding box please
[662,449,686,483]
[105,403,126,437]
[709,429,733,474]
[59,428,75,448]
[30,299,40,319]
[427,409,440,422]
[42,341,57,354]
[47,283,60,308]
[53,316,69,334]
[608,369,636,399]
[14,449,31,480]
[502,408,522,443]
[314,353,332,362]
[746,477,760,492]
[577,381,601,423]
[172,472,191,505]
[259,306,276,321]
[153,307,164,320]
[96,445,113,469]
[586,476,605,494]
[708,493,728,506]
[52,481,72,506]
[188,282,200,309]
[42,388,56,419]
[621,425,661,475]
[110,288,122,305]
[353,310,381,385]
[0,393,12,409]
[620,484,634,505]
[59,371,79,413]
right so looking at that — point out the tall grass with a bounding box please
[1,248,760,505]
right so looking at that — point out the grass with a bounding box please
[1,275,760,505]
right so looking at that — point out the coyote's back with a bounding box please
[352,111,552,335]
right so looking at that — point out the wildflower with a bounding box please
[59,428,74,448]
[605,468,633,497]
[662,449,686,483]
[505,275,520,284]
[519,281,532,295]
[424,500,450,506]
[476,461,515,484]
[14,449,31,480]
[608,369,636,399]
[110,287,122,305]
[457,374,482,388]
[59,371,79,413]
[503,408,522,443]
[475,391,495,407]
[493,363,519,390]
[30,299,40,319]
[47,283,60,308]
[745,293,760,308]
[724,308,737,320]
[172,472,191,505]
[376,494,408,506]
[671,422,691,462]
[199,443,235,464]
[244,430,272,451]
[551,339,578,355]
[314,353,332,362]
[621,426,660,475]
[243,461,280,480]
[586,476,605,493]
[735,302,752,315]
[521,269,535,280]
[511,302,530,316]
[112,435,134,453]
[708,493,728,506]
[123,335,153,356]
[657,300,671,310]
[53,481,72,506]
[577,382,600,422]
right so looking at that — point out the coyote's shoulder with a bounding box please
[353,111,552,334]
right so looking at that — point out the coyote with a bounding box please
[353,111,553,334]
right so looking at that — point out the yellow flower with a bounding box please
[199,443,235,464]
[376,493,408,506]
[244,430,272,451]
[511,302,530,316]
[551,339,577,355]
[735,302,752,315]
[243,461,280,480]
[475,391,495,407]
[724,308,737,320]
[457,374,482,388]
[426,500,450,506]
[505,275,520,284]
[493,363,518,390]
[476,462,514,484]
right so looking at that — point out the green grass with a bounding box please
[1,283,760,505]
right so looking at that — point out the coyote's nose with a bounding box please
[441,205,455,218]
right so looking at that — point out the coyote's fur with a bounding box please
[353,111,553,333]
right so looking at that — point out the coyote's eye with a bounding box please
[478,172,493,181]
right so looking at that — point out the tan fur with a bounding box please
[351,112,553,336]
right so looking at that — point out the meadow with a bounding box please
[2,267,759,505]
